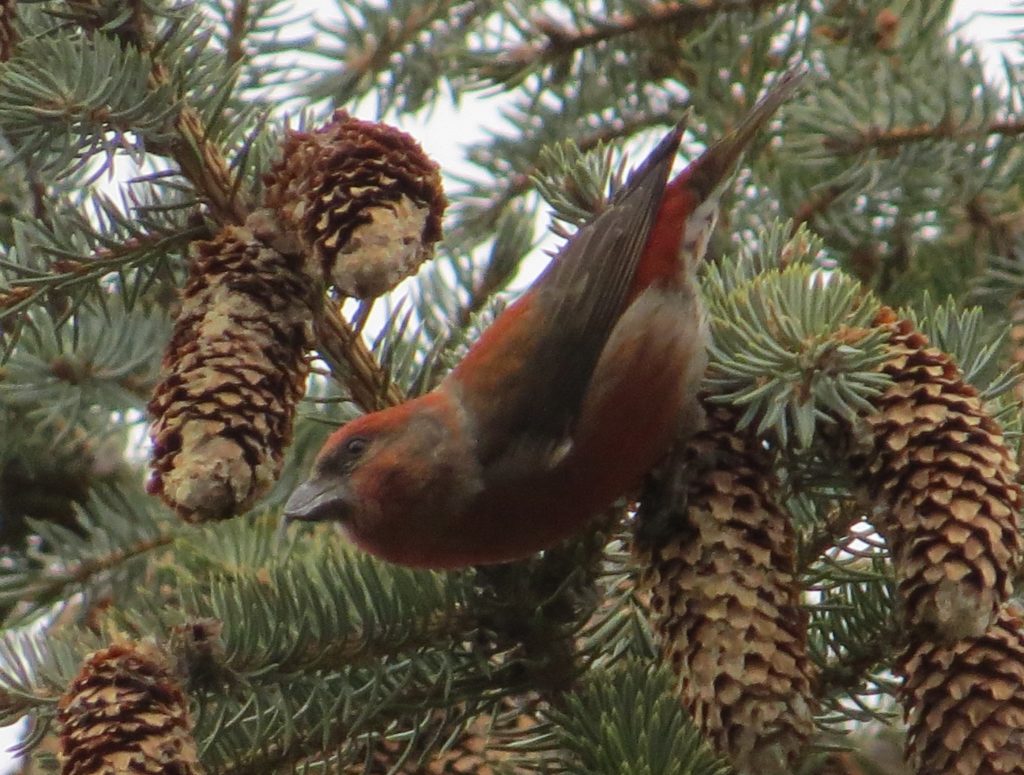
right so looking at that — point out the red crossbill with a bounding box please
[285,72,803,568]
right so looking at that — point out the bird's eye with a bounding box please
[345,437,368,457]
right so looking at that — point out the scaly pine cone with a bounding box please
[148,224,313,522]
[850,308,1022,640]
[58,641,203,775]
[898,603,1024,775]
[634,402,817,774]
[263,110,445,299]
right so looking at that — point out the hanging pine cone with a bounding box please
[898,603,1024,775]
[148,224,314,522]
[263,110,445,299]
[634,401,817,774]
[849,307,1022,640]
[58,641,204,775]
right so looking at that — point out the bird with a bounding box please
[284,70,804,568]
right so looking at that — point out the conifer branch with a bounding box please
[824,117,1024,155]
[0,0,17,62]
[797,498,863,572]
[162,105,250,225]
[306,0,485,109]
[12,532,175,610]
[70,3,252,224]
[0,229,202,319]
[455,110,676,241]
[225,0,249,68]
[482,0,789,75]
[816,636,897,700]
[339,1,464,90]
[789,182,850,234]
[208,659,540,775]
[121,8,400,413]
[964,193,1023,257]
[314,308,405,409]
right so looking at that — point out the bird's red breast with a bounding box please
[285,69,806,568]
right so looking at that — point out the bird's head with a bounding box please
[282,393,482,562]
[283,411,389,526]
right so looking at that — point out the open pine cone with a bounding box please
[58,641,203,775]
[850,308,1022,640]
[634,401,817,774]
[148,224,314,522]
[263,110,445,299]
[899,603,1024,774]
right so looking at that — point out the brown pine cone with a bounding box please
[634,402,817,774]
[898,603,1024,775]
[148,224,314,522]
[263,110,445,299]
[58,641,203,775]
[850,308,1022,640]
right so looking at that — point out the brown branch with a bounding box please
[15,532,176,614]
[226,0,249,68]
[789,183,849,234]
[454,109,679,243]
[314,307,405,410]
[486,0,787,73]
[0,230,201,312]
[0,0,18,62]
[964,193,1024,258]
[797,499,864,574]
[824,117,1024,156]
[341,0,474,89]
[815,632,899,700]
[161,103,251,225]
[122,12,250,224]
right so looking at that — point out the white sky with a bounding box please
[0,1,1020,771]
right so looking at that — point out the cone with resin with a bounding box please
[263,110,446,299]
[148,225,314,522]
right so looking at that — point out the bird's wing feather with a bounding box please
[449,122,684,479]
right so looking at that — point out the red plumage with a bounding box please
[285,71,803,567]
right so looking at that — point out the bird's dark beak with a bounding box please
[684,67,806,200]
[282,475,353,524]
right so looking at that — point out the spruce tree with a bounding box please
[1,1,1022,773]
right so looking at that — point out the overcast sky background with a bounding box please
[0,1,1021,771]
